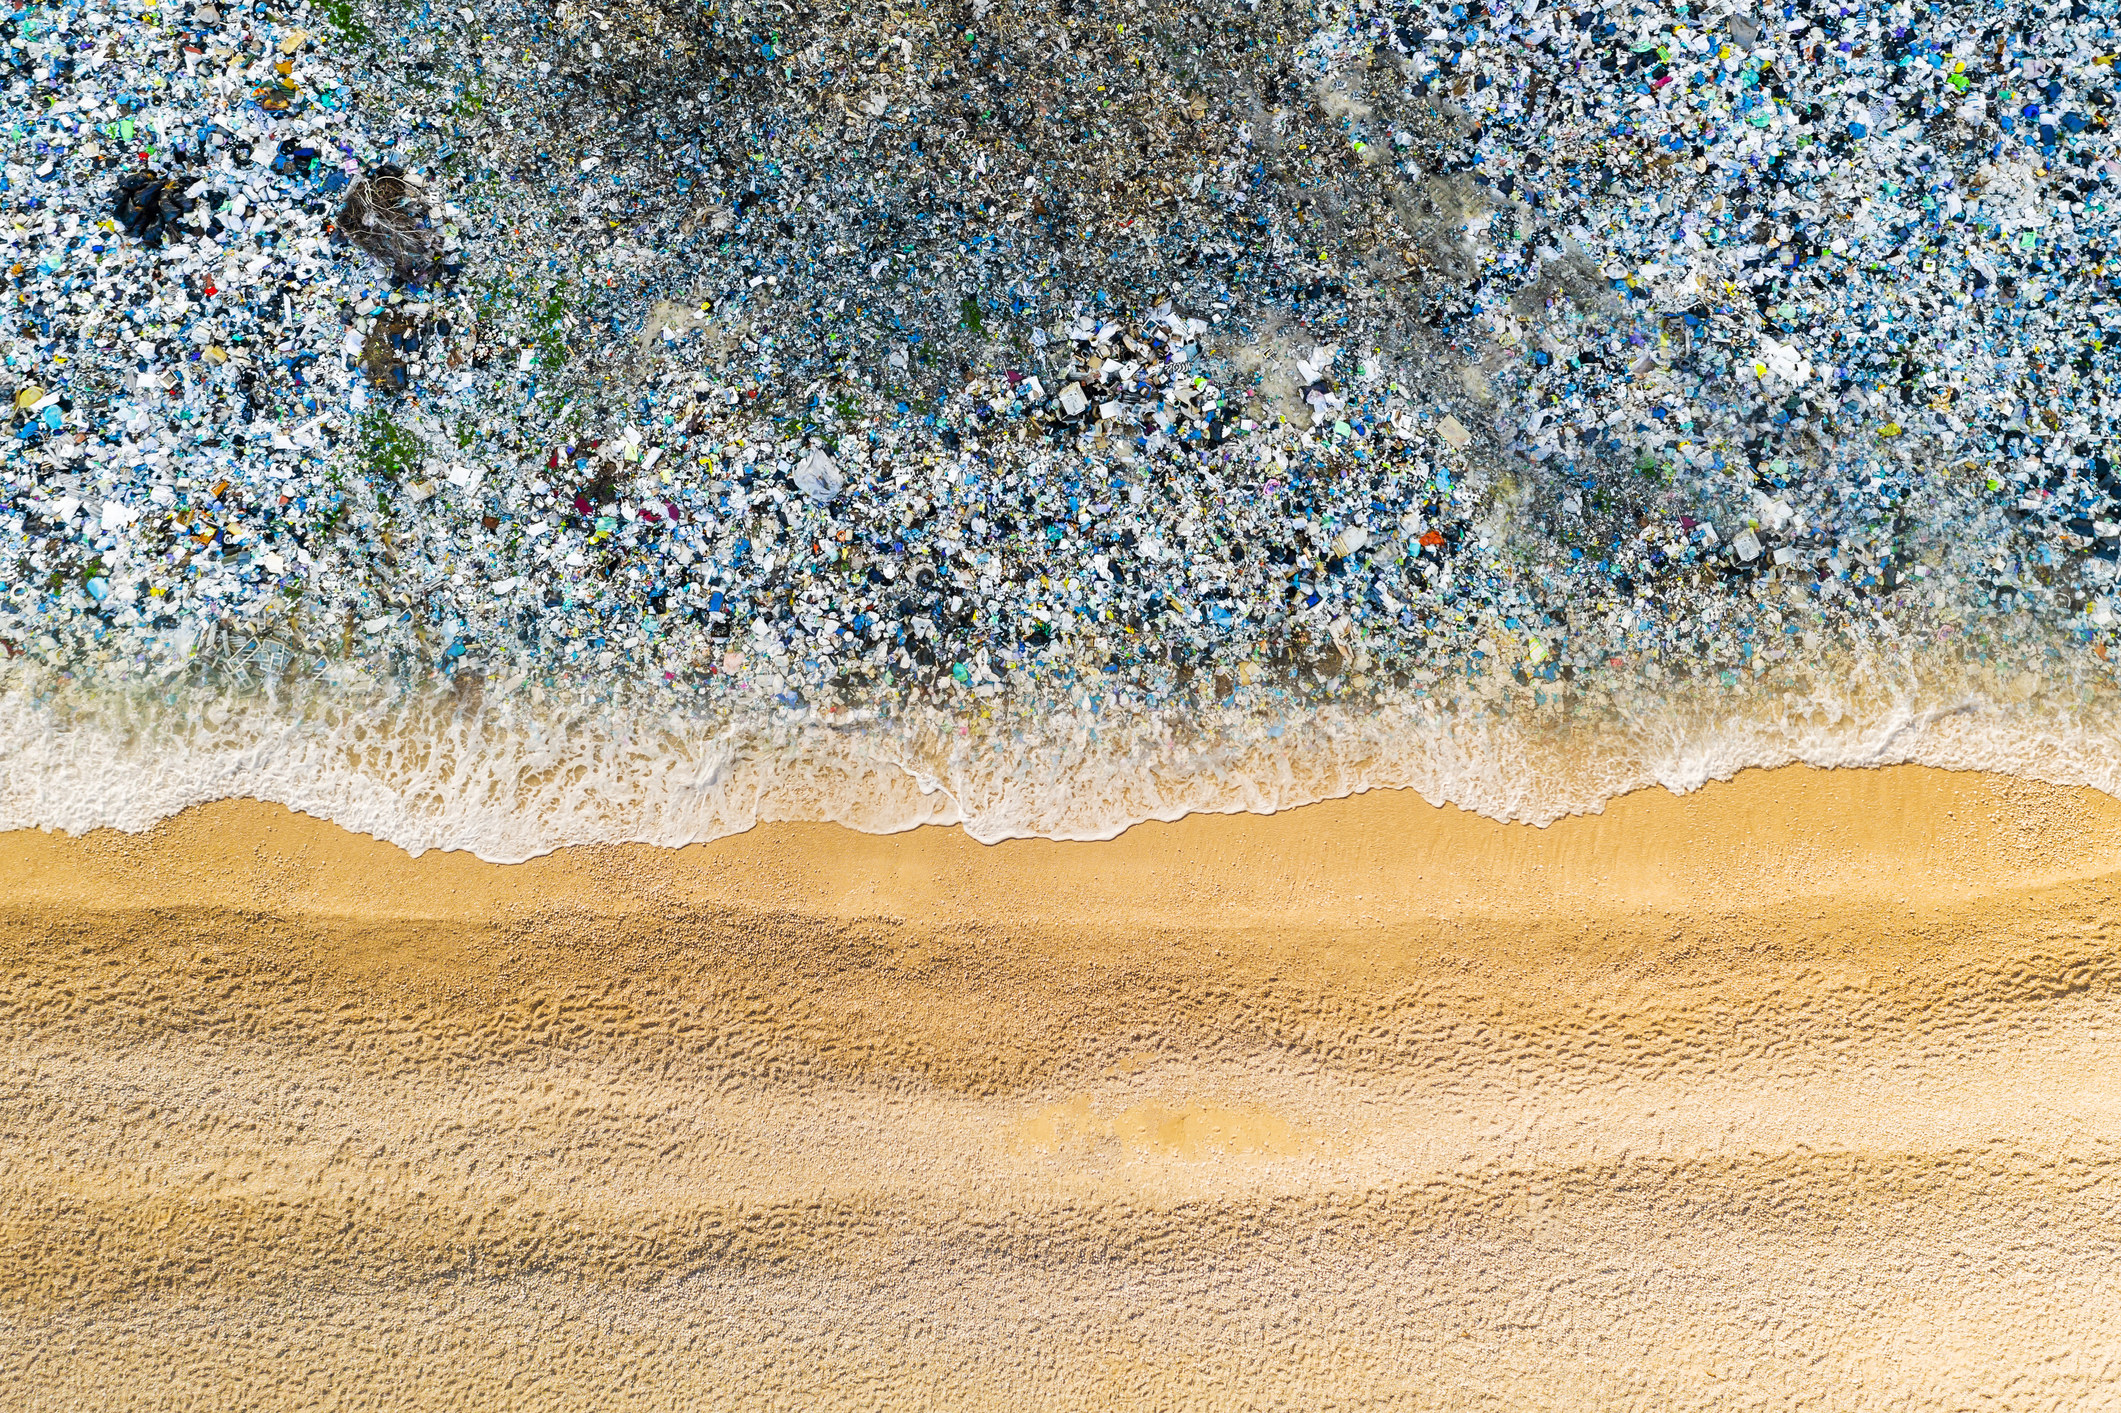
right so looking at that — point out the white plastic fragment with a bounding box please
[793,448,844,502]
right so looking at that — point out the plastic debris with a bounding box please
[0,0,2113,738]
[792,447,843,503]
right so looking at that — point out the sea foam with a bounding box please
[4,644,2119,861]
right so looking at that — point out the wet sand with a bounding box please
[3,765,2120,1409]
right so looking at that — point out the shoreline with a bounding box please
[5,763,2121,1408]
[13,651,2121,860]
[7,762,2119,923]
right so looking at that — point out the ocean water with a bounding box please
[5,626,2120,860]
[5,0,2121,855]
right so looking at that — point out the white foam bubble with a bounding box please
[1,652,2117,860]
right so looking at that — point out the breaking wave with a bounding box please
[4,638,2118,861]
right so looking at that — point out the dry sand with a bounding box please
[3,764,2120,1409]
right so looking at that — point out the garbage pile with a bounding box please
[1372,0,2121,619]
[0,0,2115,715]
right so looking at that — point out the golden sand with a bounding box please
[3,765,2119,1408]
